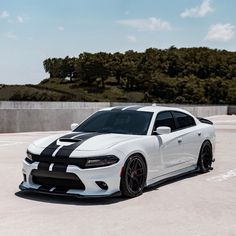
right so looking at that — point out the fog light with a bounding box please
[96,181,108,190]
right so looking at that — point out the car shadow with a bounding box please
[15,171,203,205]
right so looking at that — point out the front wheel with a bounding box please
[120,154,147,198]
[198,141,213,173]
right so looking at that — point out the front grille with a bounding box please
[31,154,87,168]
[31,169,85,190]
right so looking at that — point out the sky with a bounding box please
[0,0,236,84]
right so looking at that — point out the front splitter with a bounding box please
[19,182,121,199]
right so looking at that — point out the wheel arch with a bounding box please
[119,152,148,197]
[197,139,212,156]
[120,152,148,181]
[201,139,213,151]
[125,152,148,172]
[132,152,147,169]
[199,139,213,157]
[197,139,213,165]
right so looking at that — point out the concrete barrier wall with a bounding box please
[0,102,109,133]
[0,101,229,133]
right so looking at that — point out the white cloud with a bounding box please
[17,16,24,23]
[0,10,9,19]
[5,32,17,39]
[57,26,64,31]
[117,17,171,31]
[181,0,214,18]
[205,23,235,42]
[127,35,137,43]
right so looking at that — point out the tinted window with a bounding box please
[172,111,196,129]
[74,110,153,135]
[154,111,176,132]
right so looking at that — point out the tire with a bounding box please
[198,141,213,173]
[120,154,147,198]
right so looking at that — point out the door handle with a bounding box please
[177,138,182,144]
[198,132,201,136]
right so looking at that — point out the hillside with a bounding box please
[1,47,236,104]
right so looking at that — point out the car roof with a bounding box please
[100,105,194,116]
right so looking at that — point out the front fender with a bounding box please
[113,136,161,181]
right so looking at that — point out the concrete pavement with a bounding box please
[0,115,236,236]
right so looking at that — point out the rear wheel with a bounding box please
[120,154,147,198]
[198,141,213,173]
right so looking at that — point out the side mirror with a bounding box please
[71,123,79,131]
[155,126,171,135]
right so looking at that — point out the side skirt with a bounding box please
[146,165,198,189]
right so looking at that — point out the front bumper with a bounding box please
[20,157,123,198]
[19,182,121,198]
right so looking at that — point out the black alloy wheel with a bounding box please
[198,141,213,173]
[120,154,147,198]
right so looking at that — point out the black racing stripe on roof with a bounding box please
[110,106,127,111]
[111,105,145,111]
[39,132,80,157]
[55,132,102,158]
[125,105,145,111]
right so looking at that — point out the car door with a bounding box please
[172,111,202,166]
[153,111,185,174]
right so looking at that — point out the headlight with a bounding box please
[84,155,119,168]
[26,150,33,161]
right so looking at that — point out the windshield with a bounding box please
[74,110,153,135]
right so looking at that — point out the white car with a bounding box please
[20,105,215,198]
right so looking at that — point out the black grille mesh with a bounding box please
[31,169,85,190]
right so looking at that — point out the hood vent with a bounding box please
[59,138,82,143]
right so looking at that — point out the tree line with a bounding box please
[43,47,236,104]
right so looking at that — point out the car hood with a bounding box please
[32,132,141,152]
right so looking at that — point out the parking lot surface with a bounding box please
[0,115,236,236]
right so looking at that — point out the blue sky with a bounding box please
[0,0,236,84]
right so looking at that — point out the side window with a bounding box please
[172,111,196,129]
[153,111,176,132]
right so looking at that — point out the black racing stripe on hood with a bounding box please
[52,163,68,172]
[55,132,101,158]
[39,132,80,157]
[40,140,59,157]
[38,162,51,171]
